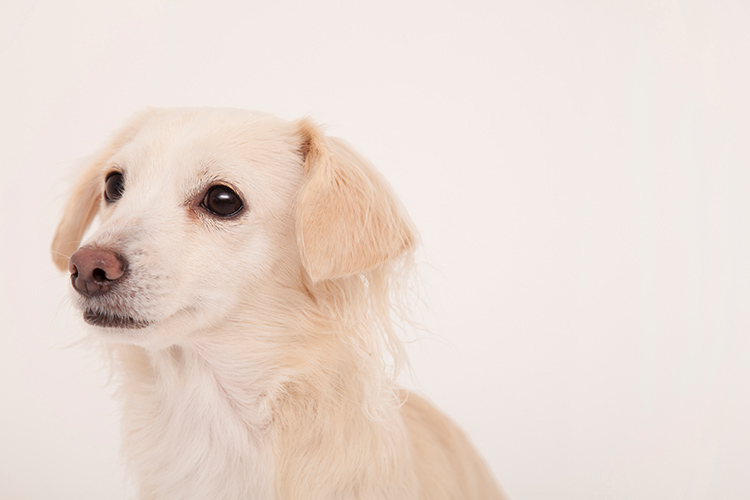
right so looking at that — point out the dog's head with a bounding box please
[52,108,415,347]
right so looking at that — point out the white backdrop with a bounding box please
[1,1,748,499]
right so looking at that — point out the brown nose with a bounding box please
[68,247,126,297]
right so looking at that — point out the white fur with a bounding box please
[52,108,506,499]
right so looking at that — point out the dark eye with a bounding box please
[104,172,125,203]
[202,185,244,217]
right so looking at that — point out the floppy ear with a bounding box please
[295,120,416,282]
[50,111,153,271]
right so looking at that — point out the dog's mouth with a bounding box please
[84,309,150,329]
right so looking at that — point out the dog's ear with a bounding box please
[295,119,416,282]
[51,111,153,271]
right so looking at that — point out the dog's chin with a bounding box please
[84,309,150,329]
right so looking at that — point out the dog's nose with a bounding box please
[68,247,125,297]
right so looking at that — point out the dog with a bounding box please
[51,108,506,500]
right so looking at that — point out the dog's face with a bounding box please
[52,108,415,348]
[57,109,307,345]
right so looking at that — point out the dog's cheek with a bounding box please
[170,233,258,308]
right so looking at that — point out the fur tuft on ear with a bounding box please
[50,111,154,271]
[295,120,416,282]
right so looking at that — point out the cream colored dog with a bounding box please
[51,108,505,500]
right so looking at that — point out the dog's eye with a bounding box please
[104,172,125,203]
[202,185,244,217]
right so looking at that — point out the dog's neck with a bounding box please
[112,337,273,499]
[110,303,402,500]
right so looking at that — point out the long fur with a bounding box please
[51,107,506,500]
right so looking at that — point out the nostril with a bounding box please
[92,267,108,282]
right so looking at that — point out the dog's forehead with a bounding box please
[111,109,303,188]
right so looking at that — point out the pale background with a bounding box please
[1,1,748,499]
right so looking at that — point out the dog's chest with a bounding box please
[120,348,276,499]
